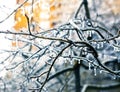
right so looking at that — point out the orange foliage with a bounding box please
[12,0,79,47]
[103,0,120,15]
[32,3,41,24]
[13,8,28,31]
[13,1,51,31]
[12,41,17,47]
[50,5,56,11]
[13,0,77,31]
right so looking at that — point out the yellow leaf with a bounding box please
[13,8,28,31]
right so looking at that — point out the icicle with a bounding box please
[94,67,97,76]
[70,60,73,65]
[113,42,120,52]
[82,47,88,57]
[86,31,89,36]
[78,60,81,64]
[85,47,88,55]
[87,31,92,40]
[68,49,72,57]
[53,30,56,37]
[68,30,73,40]
[97,43,100,49]
[89,31,92,37]
[92,42,96,48]
[82,20,85,28]
[88,62,91,70]
[100,42,104,48]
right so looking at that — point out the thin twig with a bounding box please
[30,71,48,79]
[25,14,32,34]
[0,0,29,23]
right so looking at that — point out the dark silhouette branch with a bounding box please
[74,62,81,92]
[39,43,72,92]
[83,0,91,19]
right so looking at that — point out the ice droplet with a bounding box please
[49,50,56,58]
[94,67,97,76]
[100,70,102,74]
[53,30,56,37]
[113,75,116,79]
[64,60,67,64]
